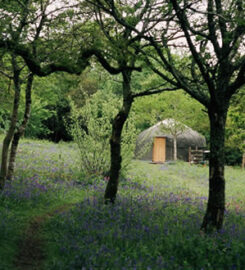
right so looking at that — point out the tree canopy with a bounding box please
[0,0,244,232]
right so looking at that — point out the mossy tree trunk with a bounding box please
[7,73,34,180]
[0,56,21,190]
[201,103,228,232]
[104,70,133,203]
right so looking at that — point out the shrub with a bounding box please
[70,91,137,179]
[24,99,55,138]
[225,146,243,166]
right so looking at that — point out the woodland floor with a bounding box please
[1,138,245,270]
[15,204,73,270]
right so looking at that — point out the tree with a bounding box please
[83,0,181,203]
[7,71,33,180]
[103,0,245,231]
[0,0,93,76]
[0,52,14,133]
[28,72,81,141]
[159,119,187,161]
[0,50,35,183]
[147,1,245,232]
[133,90,209,136]
[0,0,68,188]
[1,1,179,197]
[2,1,243,233]
[70,88,137,178]
[0,54,23,188]
[0,0,109,189]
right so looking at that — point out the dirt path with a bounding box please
[15,204,73,270]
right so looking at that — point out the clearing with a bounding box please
[0,138,245,270]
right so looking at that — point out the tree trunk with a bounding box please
[104,70,133,203]
[242,152,245,169]
[201,107,228,232]
[7,73,33,180]
[0,56,21,190]
[173,135,177,161]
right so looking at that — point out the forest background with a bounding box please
[1,62,244,165]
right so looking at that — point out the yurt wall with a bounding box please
[135,119,206,162]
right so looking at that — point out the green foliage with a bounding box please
[70,90,137,179]
[226,88,245,152]
[132,90,209,137]
[68,68,99,107]
[224,88,245,165]
[21,72,80,140]
[225,146,243,166]
[23,99,55,138]
[159,118,187,137]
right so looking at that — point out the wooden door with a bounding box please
[152,137,166,163]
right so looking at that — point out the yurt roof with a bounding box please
[137,119,206,148]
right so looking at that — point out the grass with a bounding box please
[0,136,245,269]
[0,136,89,270]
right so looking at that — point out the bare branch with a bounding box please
[0,69,13,79]
[170,0,215,99]
[227,58,245,98]
[132,86,179,98]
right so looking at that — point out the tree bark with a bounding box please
[173,135,177,161]
[7,73,33,180]
[104,70,133,203]
[242,152,245,169]
[201,106,228,232]
[0,56,21,190]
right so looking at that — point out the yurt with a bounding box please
[135,119,206,162]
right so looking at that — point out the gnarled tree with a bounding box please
[84,0,179,203]
[0,0,112,189]
[95,0,245,231]
[0,0,90,189]
[7,72,34,180]
[153,0,244,232]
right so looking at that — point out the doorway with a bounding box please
[152,137,166,163]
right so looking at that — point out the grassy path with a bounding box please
[0,138,89,269]
[1,138,245,269]
[15,204,74,270]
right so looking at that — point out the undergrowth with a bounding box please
[0,137,245,269]
[0,138,88,270]
[44,161,245,270]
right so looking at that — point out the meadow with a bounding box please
[0,137,245,270]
